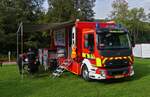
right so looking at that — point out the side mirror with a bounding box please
[131,35,135,47]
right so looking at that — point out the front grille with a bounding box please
[105,59,129,68]
[107,67,129,76]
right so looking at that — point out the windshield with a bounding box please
[96,33,131,50]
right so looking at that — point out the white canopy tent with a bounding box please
[133,44,150,58]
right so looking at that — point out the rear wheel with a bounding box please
[82,65,90,81]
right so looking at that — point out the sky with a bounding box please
[43,0,150,19]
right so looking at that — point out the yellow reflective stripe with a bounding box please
[114,57,122,60]
[102,58,108,64]
[110,57,113,60]
[96,58,102,67]
[118,57,122,59]
[128,56,132,61]
[115,57,118,60]
[123,56,127,59]
[82,53,95,59]
[87,54,90,58]
[82,53,86,58]
[90,54,95,59]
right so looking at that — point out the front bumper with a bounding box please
[88,66,134,80]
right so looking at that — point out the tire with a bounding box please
[81,65,91,81]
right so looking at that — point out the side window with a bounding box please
[84,34,94,51]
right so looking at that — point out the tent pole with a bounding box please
[16,23,21,64]
[21,22,24,79]
[17,23,23,76]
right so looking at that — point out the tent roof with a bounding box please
[23,20,74,32]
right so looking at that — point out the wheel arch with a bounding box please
[81,59,92,74]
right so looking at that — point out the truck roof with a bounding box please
[76,21,116,30]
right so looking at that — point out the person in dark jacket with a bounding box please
[27,48,39,74]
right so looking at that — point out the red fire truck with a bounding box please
[48,20,134,80]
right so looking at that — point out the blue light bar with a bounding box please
[96,22,100,31]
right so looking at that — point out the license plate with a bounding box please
[114,75,124,78]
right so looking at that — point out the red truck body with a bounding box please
[48,21,134,80]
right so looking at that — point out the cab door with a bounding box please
[82,29,96,59]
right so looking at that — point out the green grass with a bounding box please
[0,58,150,97]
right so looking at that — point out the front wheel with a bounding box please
[81,65,91,81]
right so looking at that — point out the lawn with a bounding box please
[0,58,150,97]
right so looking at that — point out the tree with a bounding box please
[47,0,76,22]
[47,0,95,22]
[127,8,146,42]
[110,0,149,43]
[75,0,96,20]
[0,0,45,54]
[111,0,129,23]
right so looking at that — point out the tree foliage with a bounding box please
[111,0,150,43]
[111,0,128,22]
[47,0,95,22]
[0,0,96,55]
[0,0,45,54]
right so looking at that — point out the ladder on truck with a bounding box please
[52,59,73,77]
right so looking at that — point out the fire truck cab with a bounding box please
[50,21,134,80]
